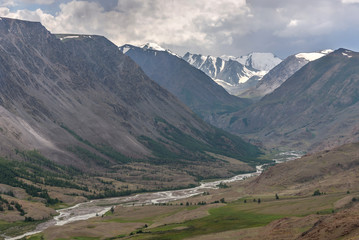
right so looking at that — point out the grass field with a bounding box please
[126,192,348,240]
[0,220,45,238]
[27,188,356,240]
[10,142,359,240]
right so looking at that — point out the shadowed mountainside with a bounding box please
[0,18,263,189]
[119,44,252,123]
[221,49,359,152]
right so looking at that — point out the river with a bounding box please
[5,151,302,240]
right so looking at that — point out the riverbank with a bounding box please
[4,166,263,240]
[5,151,303,240]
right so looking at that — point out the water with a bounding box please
[272,151,305,163]
[5,151,302,240]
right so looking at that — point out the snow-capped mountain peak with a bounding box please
[140,42,167,51]
[244,52,282,71]
[221,52,282,72]
[119,43,179,57]
[240,49,336,99]
[183,51,281,95]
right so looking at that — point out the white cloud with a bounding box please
[20,0,55,4]
[0,0,16,7]
[1,0,359,57]
[288,19,298,27]
[0,7,55,25]
[0,0,249,54]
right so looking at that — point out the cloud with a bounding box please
[0,0,251,55]
[19,0,55,4]
[342,0,359,3]
[1,0,359,58]
[0,0,16,7]
[287,19,298,27]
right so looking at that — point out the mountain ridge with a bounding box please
[0,17,263,189]
[240,49,333,99]
[119,43,252,123]
[222,48,359,152]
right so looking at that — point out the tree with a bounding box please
[258,198,261,204]
[275,193,279,200]
[217,182,229,189]
[313,190,321,196]
[220,198,225,203]
[110,206,115,214]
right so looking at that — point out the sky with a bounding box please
[1,0,359,59]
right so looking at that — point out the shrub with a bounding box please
[313,190,321,196]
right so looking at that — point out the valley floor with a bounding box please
[16,177,359,240]
[4,145,359,240]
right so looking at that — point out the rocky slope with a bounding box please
[221,49,359,152]
[0,18,263,190]
[119,44,251,122]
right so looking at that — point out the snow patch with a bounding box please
[221,53,281,71]
[214,79,235,87]
[121,46,131,54]
[219,59,226,72]
[139,42,179,57]
[245,53,282,71]
[221,55,247,65]
[59,35,80,41]
[140,42,166,51]
[295,49,333,61]
[295,52,325,61]
[342,52,353,58]
[321,49,334,54]
[238,66,267,83]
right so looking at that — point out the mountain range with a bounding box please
[0,18,263,190]
[221,48,359,152]
[119,42,359,153]
[240,49,333,99]
[119,43,251,123]
[2,16,359,240]
[183,52,281,95]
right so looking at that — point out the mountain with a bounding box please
[221,52,282,71]
[119,43,251,122]
[183,52,281,95]
[221,48,359,152]
[240,50,333,99]
[0,17,264,194]
[239,142,359,240]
